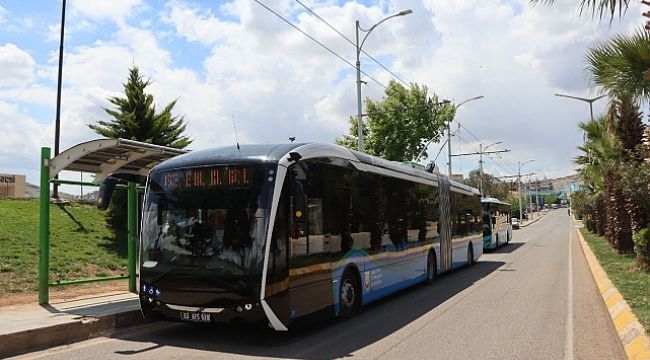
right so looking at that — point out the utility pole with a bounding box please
[527,174,533,220]
[447,121,452,176]
[450,145,509,196]
[516,160,535,221]
[446,95,484,176]
[535,177,540,213]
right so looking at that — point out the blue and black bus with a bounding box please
[138,143,482,330]
[481,197,512,249]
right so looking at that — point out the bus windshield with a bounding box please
[140,164,276,282]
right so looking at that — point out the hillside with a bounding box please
[0,198,127,294]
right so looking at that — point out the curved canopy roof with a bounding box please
[48,138,188,182]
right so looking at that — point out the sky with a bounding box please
[0,0,645,193]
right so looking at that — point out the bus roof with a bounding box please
[152,142,480,196]
[481,197,510,206]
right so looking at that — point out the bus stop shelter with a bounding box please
[39,139,188,304]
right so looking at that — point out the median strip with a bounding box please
[575,228,650,360]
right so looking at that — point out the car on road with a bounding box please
[511,217,520,229]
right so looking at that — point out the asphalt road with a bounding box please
[15,210,625,360]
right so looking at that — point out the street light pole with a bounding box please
[356,9,413,153]
[555,93,607,141]
[53,0,67,199]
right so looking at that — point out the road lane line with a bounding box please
[565,220,574,360]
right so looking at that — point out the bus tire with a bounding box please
[496,234,500,247]
[467,243,474,266]
[506,232,510,244]
[339,269,360,319]
[426,250,437,284]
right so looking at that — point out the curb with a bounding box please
[575,228,650,360]
[0,309,149,358]
[520,214,544,227]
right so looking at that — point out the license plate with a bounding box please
[179,311,211,323]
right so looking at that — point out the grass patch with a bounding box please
[0,198,127,293]
[581,228,650,335]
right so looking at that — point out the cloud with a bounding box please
[69,0,145,24]
[0,5,6,23]
[3,0,646,184]
[0,43,35,86]
[0,101,53,182]
[161,1,240,47]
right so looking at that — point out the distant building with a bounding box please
[0,174,26,198]
[450,174,464,182]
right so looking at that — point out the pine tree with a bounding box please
[89,66,192,149]
[88,66,192,230]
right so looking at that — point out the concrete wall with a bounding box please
[0,174,26,198]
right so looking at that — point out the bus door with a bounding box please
[287,162,334,320]
[438,178,453,273]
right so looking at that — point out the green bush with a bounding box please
[634,228,650,271]
[585,217,597,233]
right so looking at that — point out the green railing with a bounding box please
[38,147,139,305]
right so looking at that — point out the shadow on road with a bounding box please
[108,260,504,359]
[487,242,525,254]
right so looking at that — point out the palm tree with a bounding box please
[585,29,650,101]
[530,0,631,21]
[611,94,648,234]
[575,116,618,237]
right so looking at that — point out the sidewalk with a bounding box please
[0,291,147,358]
[520,210,547,227]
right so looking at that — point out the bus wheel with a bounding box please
[496,234,500,247]
[506,232,510,244]
[339,270,360,319]
[426,251,437,284]
[467,244,474,266]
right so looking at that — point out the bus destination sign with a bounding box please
[161,166,251,191]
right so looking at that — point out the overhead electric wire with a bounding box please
[454,118,518,174]
[294,0,410,87]
[454,133,515,176]
[253,0,387,89]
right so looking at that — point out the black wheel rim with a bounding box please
[427,256,434,280]
[341,279,355,310]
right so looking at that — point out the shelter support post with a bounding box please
[127,182,137,293]
[39,147,51,305]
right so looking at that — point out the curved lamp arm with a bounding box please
[358,10,412,52]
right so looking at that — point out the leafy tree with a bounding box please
[337,80,455,162]
[543,194,558,205]
[89,66,192,149]
[89,66,192,229]
[585,29,650,101]
[506,195,524,219]
[530,0,631,21]
[462,169,511,200]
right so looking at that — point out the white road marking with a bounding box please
[565,222,574,360]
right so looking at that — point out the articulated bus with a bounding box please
[481,197,512,250]
[138,143,482,330]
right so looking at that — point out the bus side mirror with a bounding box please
[96,176,119,210]
[96,172,147,211]
[291,180,306,223]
